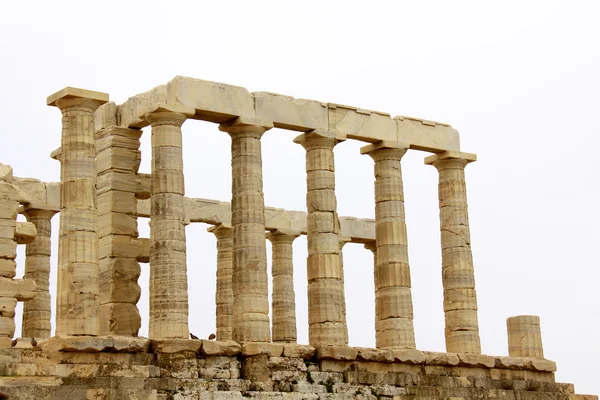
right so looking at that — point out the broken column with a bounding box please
[294,129,348,346]
[219,117,273,343]
[22,209,56,339]
[267,230,300,343]
[48,87,108,336]
[425,151,481,354]
[96,126,143,336]
[507,315,544,358]
[362,141,416,349]
[208,224,233,341]
[145,106,193,339]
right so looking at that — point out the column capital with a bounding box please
[293,129,346,150]
[218,116,273,137]
[266,229,301,244]
[22,208,57,221]
[207,223,233,239]
[361,140,409,161]
[144,105,195,127]
[364,240,377,254]
[47,87,108,112]
[424,151,477,168]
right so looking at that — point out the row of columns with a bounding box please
[45,88,482,354]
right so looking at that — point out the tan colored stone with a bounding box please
[254,92,327,131]
[201,339,241,356]
[507,315,544,358]
[242,342,284,356]
[315,345,358,361]
[392,349,426,364]
[356,347,394,362]
[495,356,526,370]
[424,351,460,366]
[283,344,316,359]
[151,339,202,354]
[524,357,557,372]
[458,353,495,368]
[14,221,37,244]
[0,259,15,278]
[0,164,13,182]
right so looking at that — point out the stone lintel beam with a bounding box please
[424,150,477,165]
[12,178,60,212]
[137,197,375,242]
[116,76,461,153]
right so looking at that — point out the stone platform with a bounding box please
[0,337,595,400]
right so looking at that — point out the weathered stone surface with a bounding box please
[424,351,460,366]
[316,345,358,361]
[151,339,202,354]
[283,344,316,359]
[201,340,241,356]
[242,342,284,357]
[14,221,37,244]
[356,347,394,362]
[392,349,426,364]
[458,353,495,368]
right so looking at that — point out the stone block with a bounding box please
[242,342,284,356]
[98,212,138,237]
[316,345,358,361]
[395,116,460,152]
[356,347,394,362]
[94,101,118,131]
[458,353,495,368]
[151,339,202,354]
[392,349,426,364]
[328,104,396,143]
[0,219,15,239]
[254,92,327,131]
[0,297,16,317]
[495,356,526,370]
[0,277,35,300]
[283,344,316,359]
[424,351,460,366]
[201,340,241,356]
[99,235,143,259]
[14,221,37,244]
[0,164,13,182]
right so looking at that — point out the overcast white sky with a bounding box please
[1,0,598,395]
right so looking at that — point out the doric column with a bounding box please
[362,141,416,349]
[294,129,348,346]
[267,230,300,343]
[507,315,544,358]
[208,224,233,341]
[145,106,193,339]
[425,151,481,354]
[219,117,273,343]
[0,164,36,347]
[48,87,108,336]
[22,209,56,338]
[96,126,143,336]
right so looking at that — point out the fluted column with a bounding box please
[145,106,193,339]
[362,141,416,349]
[22,209,56,338]
[267,230,300,343]
[208,224,233,341]
[219,117,273,343]
[48,88,108,336]
[294,129,348,346]
[425,151,481,354]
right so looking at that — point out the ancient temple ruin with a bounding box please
[0,77,595,399]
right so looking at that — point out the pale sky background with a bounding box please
[1,0,598,395]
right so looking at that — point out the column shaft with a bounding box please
[426,152,481,354]
[294,130,348,346]
[147,111,189,339]
[363,143,416,349]
[51,93,106,336]
[507,315,544,358]
[267,231,299,343]
[22,209,56,338]
[209,224,234,341]
[96,127,143,336]
[219,117,272,343]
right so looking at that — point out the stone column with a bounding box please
[267,230,300,343]
[22,209,56,339]
[507,315,544,358]
[294,129,348,346]
[425,151,481,354]
[96,126,143,336]
[362,141,416,349]
[0,164,36,347]
[145,106,193,339]
[48,88,108,336]
[219,117,273,343]
[208,224,233,341]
